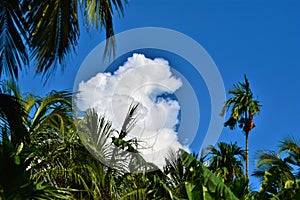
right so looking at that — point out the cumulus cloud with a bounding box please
[76,53,188,168]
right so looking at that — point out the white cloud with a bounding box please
[76,53,188,168]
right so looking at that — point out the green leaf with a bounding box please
[14,155,20,165]
[16,142,24,155]
[185,182,203,200]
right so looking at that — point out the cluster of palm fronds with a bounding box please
[0,0,127,80]
[1,1,300,198]
[1,80,299,199]
[0,81,239,199]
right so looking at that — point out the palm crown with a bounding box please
[222,74,261,181]
[222,74,260,133]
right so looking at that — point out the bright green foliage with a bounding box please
[253,138,300,199]
[222,74,261,132]
[0,85,73,199]
[5,80,300,200]
[161,150,239,200]
[206,142,246,184]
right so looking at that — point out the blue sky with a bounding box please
[18,0,300,189]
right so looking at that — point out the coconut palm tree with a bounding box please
[206,142,246,184]
[0,0,128,80]
[221,74,261,180]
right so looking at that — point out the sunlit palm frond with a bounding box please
[253,150,296,195]
[180,150,239,200]
[29,90,73,134]
[256,152,295,181]
[78,108,114,162]
[0,80,22,100]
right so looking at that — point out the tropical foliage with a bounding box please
[0,1,298,199]
[0,75,298,199]
[252,137,300,199]
[0,80,237,199]
[0,0,127,80]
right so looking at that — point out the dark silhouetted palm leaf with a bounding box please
[25,0,80,79]
[0,0,29,79]
[0,0,128,81]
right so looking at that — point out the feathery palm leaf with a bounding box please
[77,108,114,164]
[0,0,29,79]
[1,0,128,81]
[279,137,300,171]
[25,0,79,79]
[81,0,128,57]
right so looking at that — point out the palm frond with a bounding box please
[26,0,79,80]
[0,0,29,79]
[0,94,28,144]
[29,90,73,133]
[81,0,128,58]
[78,108,114,162]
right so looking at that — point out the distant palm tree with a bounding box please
[0,0,128,80]
[221,74,261,180]
[206,142,246,184]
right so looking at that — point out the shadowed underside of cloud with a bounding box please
[76,53,189,168]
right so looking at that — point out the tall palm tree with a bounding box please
[221,74,261,180]
[206,142,246,184]
[0,0,128,80]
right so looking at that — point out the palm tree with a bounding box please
[0,0,128,80]
[0,81,116,199]
[206,142,246,184]
[253,138,300,199]
[0,81,73,198]
[221,74,261,180]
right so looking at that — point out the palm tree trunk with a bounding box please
[245,131,249,181]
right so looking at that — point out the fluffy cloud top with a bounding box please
[76,53,187,168]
